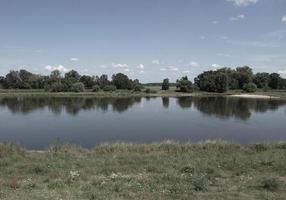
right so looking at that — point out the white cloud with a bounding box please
[212,21,219,25]
[227,0,258,7]
[278,70,286,78]
[137,64,144,69]
[45,65,69,73]
[112,63,128,68]
[139,70,145,74]
[70,58,79,62]
[182,70,190,74]
[200,36,207,40]
[211,64,222,69]
[152,59,160,65]
[124,68,130,72]
[229,14,245,21]
[160,66,179,72]
[282,16,286,23]
[189,61,200,67]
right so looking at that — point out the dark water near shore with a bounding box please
[0,96,285,149]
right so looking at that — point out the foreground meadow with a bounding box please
[0,141,286,199]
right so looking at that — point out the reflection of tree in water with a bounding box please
[0,97,142,115]
[162,97,170,108]
[176,97,286,120]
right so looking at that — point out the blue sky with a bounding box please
[0,0,286,82]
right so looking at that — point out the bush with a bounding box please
[70,82,85,92]
[103,85,116,92]
[260,177,280,191]
[133,85,142,92]
[92,85,100,92]
[243,83,257,93]
[145,88,157,94]
[176,77,194,93]
[47,82,66,92]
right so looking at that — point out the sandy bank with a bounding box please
[230,94,279,99]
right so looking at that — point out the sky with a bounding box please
[0,0,286,83]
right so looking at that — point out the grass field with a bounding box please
[0,141,286,199]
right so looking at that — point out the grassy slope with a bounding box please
[0,142,286,199]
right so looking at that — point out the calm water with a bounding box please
[0,96,285,149]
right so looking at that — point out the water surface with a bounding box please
[0,96,285,149]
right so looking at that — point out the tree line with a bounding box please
[0,69,142,92]
[0,66,285,93]
[171,66,286,93]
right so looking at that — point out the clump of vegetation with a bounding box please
[103,85,116,92]
[260,177,281,191]
[70,82,85,92]
[243,83,257,93]
[176,76,194,93]
[162,78,169,90]
[145,88,157,94]
[92,84,100,92]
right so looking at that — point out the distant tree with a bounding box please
[176,76,194,93]
[0,76,4,88]
[80,75,95,89]
[103,85,116,92]
[243,83,257,93]
[112,73,134,90]
[4,70,26,89]
[253,73,270,89]
[236,66,253,89]
[64,70,81,84]
[195,70,228,93]
[70,82,85,92]
[97,74,110,89]
[269,73,283,89]
[162,78,170,90]
[92,85,100,92]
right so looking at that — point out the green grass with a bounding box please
[0,141,286,199]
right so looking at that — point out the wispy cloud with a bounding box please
[227,0,258,7]
[137,64,144,69]
[152,59,160,65]
[45,65,69,73]
[70,58,79,62]
[189,61,200,67]
[229,14,245,22]
[212,20,219,25]
[282,16,286,23]
[278,70,286,78]
[160,66,179,72]
[112,63,128,68]
[211,64,222,69]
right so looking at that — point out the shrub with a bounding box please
[47,82,65,92]
[92,85,100,92]
[133,85,142,92]
[70,82,85,92]
[260,177,280,191]
[103,85,116,92]
[243,83,257,93]
[145,88,157,94]
[176,76,194,93]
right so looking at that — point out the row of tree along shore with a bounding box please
[0,66,285,93]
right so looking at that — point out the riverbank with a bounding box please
[0,141,286,199]
[0,87,286,99]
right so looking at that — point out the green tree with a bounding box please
[176,76,193,93]
[112,73,133,90]
[253,73,270,89]
[243,83,257,93]
[80,75,95,89]
[162,78,169,90]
